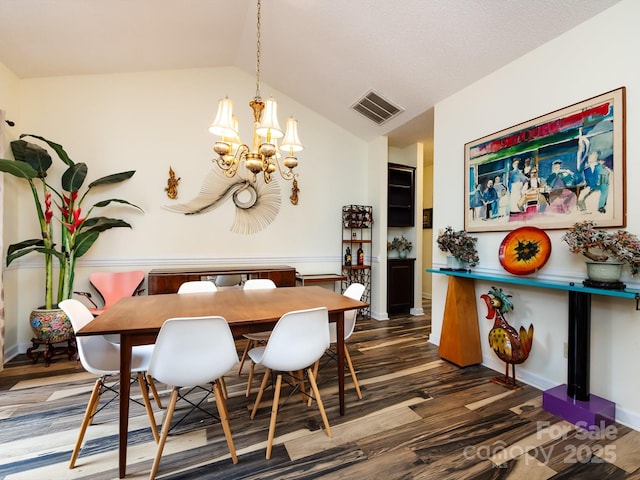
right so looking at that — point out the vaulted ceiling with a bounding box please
[0,0,621,149]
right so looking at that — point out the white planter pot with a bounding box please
[585,261,623,283]
[447,256,461,269]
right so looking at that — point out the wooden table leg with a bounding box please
[336,312,345,416]
[119,335,133,478]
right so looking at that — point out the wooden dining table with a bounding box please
[75,285,368,478]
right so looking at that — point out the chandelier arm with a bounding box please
[214,144,251,178]
[272,155,296,181]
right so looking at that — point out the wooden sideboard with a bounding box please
[147,265,297,294]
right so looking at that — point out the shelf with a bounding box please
[342,205,372,318]
[388,163,415,227]
[427,269,640,301]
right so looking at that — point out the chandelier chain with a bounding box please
[255,0,262,100]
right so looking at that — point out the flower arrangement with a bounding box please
[387,235,412,253]
[562,220,640,276]
[437,226,479,267]
[0,134,142,309]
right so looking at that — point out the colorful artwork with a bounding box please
[465,88,626,232]
[498,226,551,275]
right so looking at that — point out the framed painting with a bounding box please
[464,87,626,233]
[423,208,433,229]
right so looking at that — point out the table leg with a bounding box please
[567,291,591,400]
[119,335,133,478]
[336,311,345,416]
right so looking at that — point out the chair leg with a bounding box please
[237,339,253,375]
[137,372,159,443]
[149,388,179,480]
[147,374,163,409]
[266,374,282,460]
[88,382,104,425]
[246,361,256,397]
[344,345,363,400]
[218,376,229,399]
[307,360,320,407]
[213,381,238,464]
[307,367,332,438]
[69,378,103,469]
[296,370,307,404]
[250,368,271,419]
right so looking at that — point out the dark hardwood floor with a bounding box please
[1,299,639,479]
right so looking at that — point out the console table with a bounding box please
[147,265,296,294]
[429,268,640,428]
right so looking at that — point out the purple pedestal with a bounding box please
[543,384,615,430]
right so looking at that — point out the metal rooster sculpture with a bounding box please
[480,287,534,388]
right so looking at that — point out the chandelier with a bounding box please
[209,0,302,205]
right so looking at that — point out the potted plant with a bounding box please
[0,134,142,344]
[562,220,640,284]
[387,235,412,258]
[437,226,480,268]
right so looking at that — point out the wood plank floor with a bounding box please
[2,300,640,479]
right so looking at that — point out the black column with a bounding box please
[567,291,591,401]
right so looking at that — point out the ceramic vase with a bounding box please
[29,308,73,342]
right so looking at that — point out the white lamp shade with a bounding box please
[209,97,238,138]
[279,117,303,153]
[255,97,284,139]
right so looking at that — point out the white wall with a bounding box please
[0,61,21,358]
[1,66,371,357]
[432,0,640,429]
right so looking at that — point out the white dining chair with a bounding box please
[177,280,217,293]
[248,306,331,459]
[177,280,229,398]
[146,315,240,479]
[311,282,366,402]
[214,274,243,288]
[59,299,159,469]
[237,279,277,396]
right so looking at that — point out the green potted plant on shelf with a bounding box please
[437,226,479,268]
[387,235,412,258]
[0,134,142,343]
[562,220,640,284]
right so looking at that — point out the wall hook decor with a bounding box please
[164,166,181,199]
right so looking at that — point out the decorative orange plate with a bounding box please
[499,226,551,275]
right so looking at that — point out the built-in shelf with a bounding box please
[388,163,415,227]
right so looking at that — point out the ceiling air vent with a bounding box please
[351,90,404,125]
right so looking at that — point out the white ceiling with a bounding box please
[0,0,621,148]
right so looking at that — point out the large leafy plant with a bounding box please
[0,134,142,309]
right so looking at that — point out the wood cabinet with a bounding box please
[388,163,415,227]
[387,258,415,315]
[147,265,296,294]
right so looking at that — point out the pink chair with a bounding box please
[75,270,146,316]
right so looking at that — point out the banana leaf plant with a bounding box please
[0,134,142,309]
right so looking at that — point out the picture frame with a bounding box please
[464,87,626,233]
[423,208,433,229]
